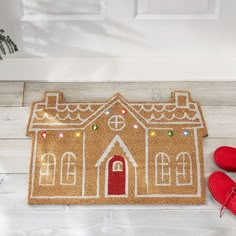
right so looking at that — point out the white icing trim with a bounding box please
[30,121,201,129]
[105,156,128,198]
[31,191,200,199]
[34,112,85,122]
[149,127,174,130]
[131,102,196,112]
[155,152,171,186]
[39,153,56,186]
[29,94,205,131]
[29,127,84,133]
[35,102,104,112]
[175,92,190,108]
[145,128,149,192]
[176,152,193,186]
[45,93,59,109]
[194,103,205,128]
[57,104,96,112]
[132,104,176,112]
[30,123,84,127]
[112,161,123,172]
[95,134,137,168]
[108,115,126,131]
[147,112,199,122]
[135,193,201,197]
[60,152,76,186]
[30,130,38,198]
[34,107,44,112]
[82,132,86,196]
[31,101,107,128]
[147,121,202,125]
[194,128,201,196]
[31,195,98,199]
[105,195,128,198]
[96,167,100,197]
[31,195,100,199]
[84,99,146,130]
[134,166,138,196]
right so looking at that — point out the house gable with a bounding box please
[83,93,147,130]
[95,134,137,168]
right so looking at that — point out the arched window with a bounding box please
[155,152,171,186]
[176,152,192,186]
[60,152,76,185]
[39,153,56,186]
[112,161,123,172]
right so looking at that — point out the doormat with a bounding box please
[26,91,208,204]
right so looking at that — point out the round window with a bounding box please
[108,115,126,131]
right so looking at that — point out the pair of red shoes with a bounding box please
[208,146,236,217]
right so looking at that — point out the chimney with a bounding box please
[45,92,60,109]
[175,92,190,108]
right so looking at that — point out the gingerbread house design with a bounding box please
[27,91,207,204]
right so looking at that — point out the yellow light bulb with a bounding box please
[150,131,155,137]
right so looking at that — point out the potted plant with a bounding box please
[0,29,18,60]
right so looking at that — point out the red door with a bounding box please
[108,155,126,195]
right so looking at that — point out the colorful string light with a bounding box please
[92,124,99,130]
[121,108,127,115]
[41,131,48,139]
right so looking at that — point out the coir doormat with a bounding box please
[26,91,208,204]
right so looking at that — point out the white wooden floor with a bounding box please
[1,81,236,236]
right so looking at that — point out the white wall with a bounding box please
[1,0,236,81]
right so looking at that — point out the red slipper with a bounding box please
[208,171,236,217]
[214,146,236,171]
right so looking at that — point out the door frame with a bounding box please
[105,155,128,198]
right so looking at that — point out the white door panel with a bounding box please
[1,0,236,58]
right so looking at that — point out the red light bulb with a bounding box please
[41,131,48,139]
[121,108,127,115]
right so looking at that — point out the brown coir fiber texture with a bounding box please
[26,91,207,204]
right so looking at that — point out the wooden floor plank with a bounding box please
[0,139,31,173]
[24,82,236,106]
[0,82,24,106]
[1,81,236,232]
[0,172,236,236]
[1,174,236,234]
[1,173,236,210]
[0,138,235,174]
[0,208,105,236]
[202,106,236,138]
[1,209,236,236]
[0,107,29,138]
[0,106,235,139]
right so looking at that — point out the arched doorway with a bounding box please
[107,155,127,195]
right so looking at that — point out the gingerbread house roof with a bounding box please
[26,91,207,134]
